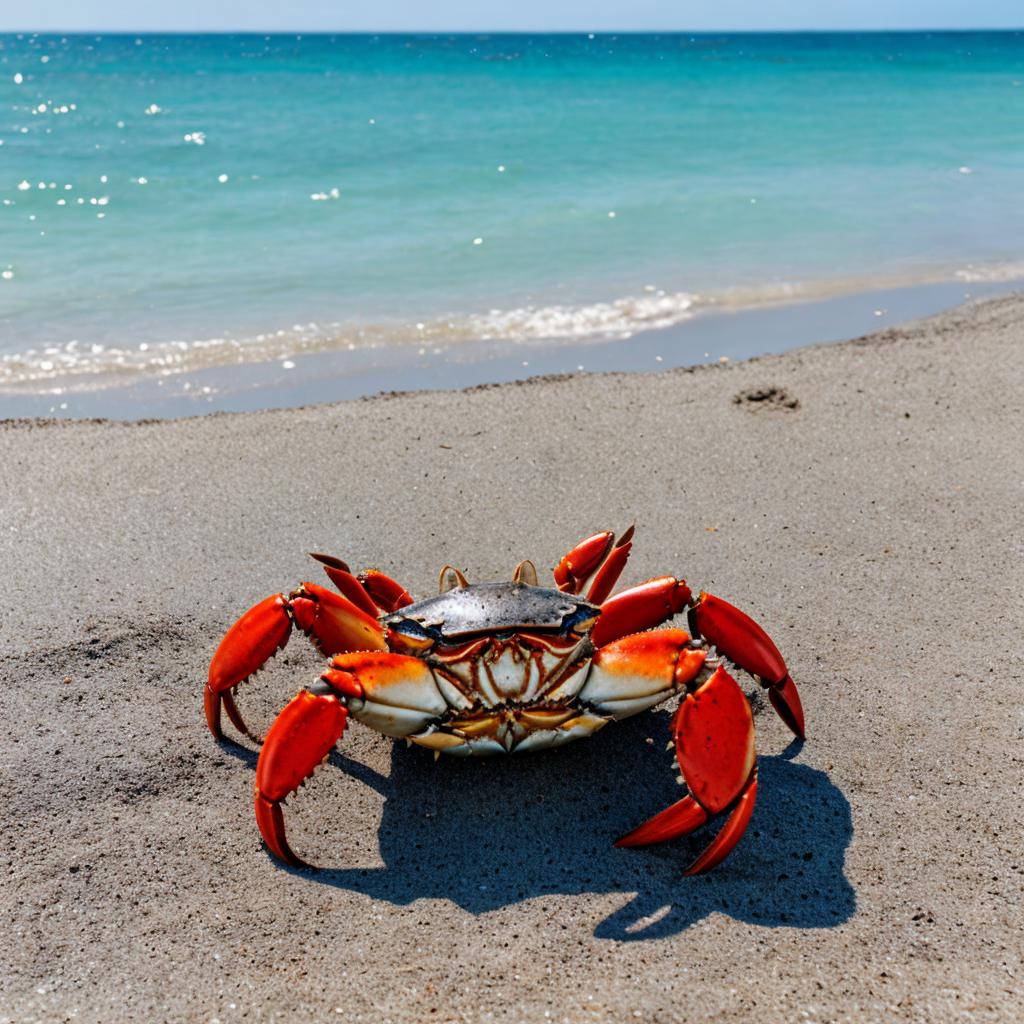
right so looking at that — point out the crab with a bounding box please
[205,527,805,874]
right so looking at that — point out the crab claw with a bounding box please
[254,689,349,866]
[586,525,635,604]
[357,570,414,613]
[767,676,805,742]
[254,651,443,867]
[684,771,758,875]
[206,594,293,740]
[289,582,388,656]
[615,795,708,847]
[617,664,758,875]
[689,592,805,739]
[206,583,386,743]
[578,628,707,720]
[554,531,615,593]
[309,552,380,617]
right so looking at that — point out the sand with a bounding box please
[2,295,1022,1023]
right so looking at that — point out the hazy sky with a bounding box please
[4,1,1022,32]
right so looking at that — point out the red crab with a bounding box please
[205,527,805,874]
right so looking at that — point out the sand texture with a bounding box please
[2,296,1022,1022]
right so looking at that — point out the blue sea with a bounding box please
[1,32,1023,408]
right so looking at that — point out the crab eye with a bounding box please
[570,614,599,636]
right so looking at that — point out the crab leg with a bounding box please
[577,627,708,720]
[205,582,387,741]
[615,663,759,875]
[589,575,692,647]
[255,688,350,865]
[586,525,635,604]
[358,570,414,612]
[554,530,614,593]
[689,592,805,739]
[580,630,760,873]
[554,525,634,598]
[309,552,381,617]
[254,652,449,866]
[206,595,293,739]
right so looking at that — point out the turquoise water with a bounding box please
[1,32,1023,393]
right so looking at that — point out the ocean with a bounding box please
[1,31,1023,411]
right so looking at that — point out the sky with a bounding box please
[3,1,1022,32]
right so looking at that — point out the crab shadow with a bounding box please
[289,710,855,939]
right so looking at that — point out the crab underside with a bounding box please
[205,527,805,875]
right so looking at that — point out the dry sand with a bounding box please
[2,295,1022,1023]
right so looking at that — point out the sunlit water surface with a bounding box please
[1,32,1023,399]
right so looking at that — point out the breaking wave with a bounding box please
[0,290,698,390]
[2,261,1022,392]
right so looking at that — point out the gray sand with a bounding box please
[2,296,1022,1022]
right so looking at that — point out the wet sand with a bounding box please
[2,295,1022,1022]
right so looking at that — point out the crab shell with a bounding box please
[357,581,610,755]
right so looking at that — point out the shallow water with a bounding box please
[1,31,1023,398]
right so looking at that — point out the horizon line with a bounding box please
[2,27,1023,36]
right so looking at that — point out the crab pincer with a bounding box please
[254,687,352,866]
[205,582,387,740]
[616,664,758,874]
[554,530,615,593]
[582,631,758,874]
[206,594,293,739]
[689,592,805,739]
[254,652,449,863]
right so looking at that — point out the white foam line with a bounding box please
[2,261,1022,392]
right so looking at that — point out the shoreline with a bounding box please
[1,275,1020,421]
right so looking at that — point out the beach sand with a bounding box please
[2,295,1022,1022]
